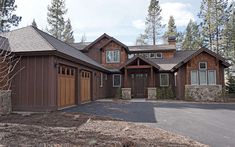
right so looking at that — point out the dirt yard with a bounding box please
[0,112,207,147]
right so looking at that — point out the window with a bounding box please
[208,70,216,85]
[100,73,103,87]
[199,62,207,70]
[144,53,149,58]
[149,53,155,58]
[199,71,207,85]
[104,74,108,80]
[191,70,198,85]
[113,74,121,87]
[160,73,169,87]
[106,50,120,63]
[156,53,162,58]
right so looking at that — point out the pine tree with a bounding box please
[80,33,87,43]
[145,0,164,45]
[226,75,235,93]
[165,16,177,38]
[0,0,21,32]
[222,1,235,63]
[135,34,148,45]
[182,20,202,50]
[47,0,67,40]
[32,19,37,28]
[199,0,228,54]
[62,18,74,43]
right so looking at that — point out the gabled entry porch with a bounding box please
[120,56,160,99]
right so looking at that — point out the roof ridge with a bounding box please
[30,26,57,51]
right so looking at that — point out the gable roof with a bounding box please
[82,33,129,52]
[0,26,111,72]
[171,48,230,71]
[119,55,160,70]
[70,42,91,50]
[148,50,196,71]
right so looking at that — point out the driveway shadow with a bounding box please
[64,101,158,123]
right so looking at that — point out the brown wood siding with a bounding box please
[11,56,57,111]
[186,52,222,85]
[83,37,109,63]
[101,41,128,69]
[175,65,186,99]
[162,50,175,59]
[0,61,9,90]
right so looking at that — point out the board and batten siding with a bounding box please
[11,56,57,111]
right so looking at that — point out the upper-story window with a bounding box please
[199,62,207,70]
[156,53,162,58]
[106,50,120,63]
[147,53,163,59]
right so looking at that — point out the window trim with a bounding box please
[113,74,121,87]
[106,50,120,63]
[208,70,216,85]
[160,73,169,87]
[100,73,103,87]
[199,62,207,70]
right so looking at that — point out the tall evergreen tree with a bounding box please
[199,0,228,54]
[32,19,37,28]
[182,19,202,50]
[145,0,164,45]
[62,18,74,43]
[47,0,67,40]
[0,0,21,32]
[222,1,235,63]
[165,16,177,38]
[135,34,148,45]
[80,33,87,43]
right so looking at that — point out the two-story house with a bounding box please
[0,26,230,112]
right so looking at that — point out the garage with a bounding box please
[57,65,76,108]
[80,70,91,103]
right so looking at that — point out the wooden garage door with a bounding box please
[80,70,91,103]
[58,65,76,108]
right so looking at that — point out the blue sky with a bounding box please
[15,0,202,45]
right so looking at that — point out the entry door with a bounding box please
[131,73,148,98]
[58,65,76,108]
[80,70,91,103]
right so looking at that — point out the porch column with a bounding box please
[150,66,154,87]
[122,67,131,99]
[124,67,128,88]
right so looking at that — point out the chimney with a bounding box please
[168,36,176,46]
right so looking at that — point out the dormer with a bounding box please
[73,33,129,69]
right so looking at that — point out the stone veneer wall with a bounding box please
[121,88,131,99]
[185,85,222,101]
[148,88,157,99]
[0,90,12,115]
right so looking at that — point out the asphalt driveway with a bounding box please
[64,100,235,147]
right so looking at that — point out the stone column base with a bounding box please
[0,90,12,115]
[148,87,157,99]
[185,85,222,101]
[122,88,131,99]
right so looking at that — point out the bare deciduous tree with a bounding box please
[0,36,21,93]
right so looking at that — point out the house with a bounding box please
[0,26,230,112]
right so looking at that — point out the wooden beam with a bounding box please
[124,67,128,88]
[150,66,153,87]
[126,65,152,69]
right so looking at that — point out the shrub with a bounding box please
[226,75,235,94]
